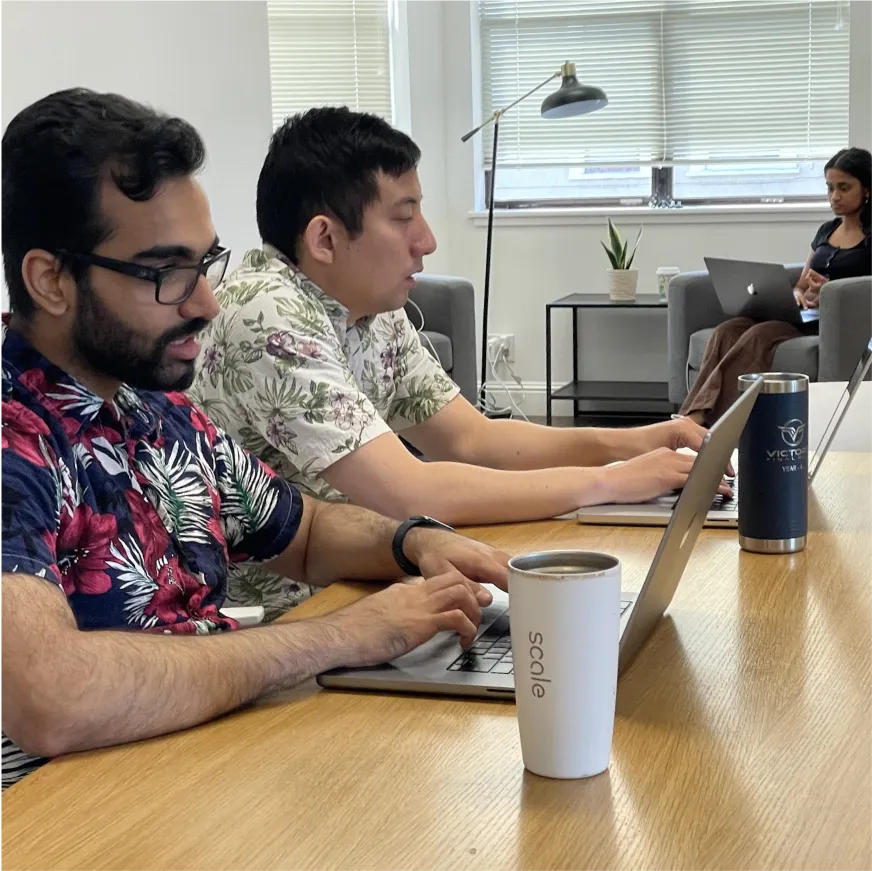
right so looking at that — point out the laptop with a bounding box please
[317,378,763,699]
[577,337,872,529]
[705,257,819,327]
[809,336,872,483]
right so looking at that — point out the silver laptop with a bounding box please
[809,336,872,483]
[705,257,819,327]
[317,378,763,699]
[578,337,872,528]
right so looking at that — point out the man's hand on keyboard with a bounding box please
[590,447,733,505]
[620,416,734,476]
[618,416,705,455]
[325,571,491,665]
[408,527,510,592]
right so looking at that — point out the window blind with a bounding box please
[267,0,393,130]
[478,0,850,168]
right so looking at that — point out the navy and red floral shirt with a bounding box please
[1,321,303,787]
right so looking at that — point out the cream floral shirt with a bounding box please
[189,246,459,617]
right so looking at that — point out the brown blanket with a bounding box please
[680,317,804,424]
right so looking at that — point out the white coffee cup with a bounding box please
[508,550,621,779]
[656,266,681,303]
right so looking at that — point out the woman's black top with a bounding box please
[809,218,872,281]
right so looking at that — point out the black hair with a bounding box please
[2,88,206,317]
[256,106,421,263]
[825,147,871,235]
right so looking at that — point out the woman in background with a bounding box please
[680,147,871,426]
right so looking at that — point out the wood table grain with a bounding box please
[3,454,870,870]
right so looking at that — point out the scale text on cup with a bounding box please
[528,631,551,697]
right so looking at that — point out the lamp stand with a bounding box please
[479,116,503,415]
[462,62,607,417]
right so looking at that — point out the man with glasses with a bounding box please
[1,89,508,788]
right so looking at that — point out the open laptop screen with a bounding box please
[808,337,872,483]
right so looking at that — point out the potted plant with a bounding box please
[601,218,643,301]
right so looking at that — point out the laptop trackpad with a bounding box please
[390,632,463,668]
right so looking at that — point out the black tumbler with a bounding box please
[737,372,809,554]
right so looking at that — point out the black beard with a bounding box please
[72,281,208,391]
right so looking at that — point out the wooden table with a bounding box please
[3,455,870,870]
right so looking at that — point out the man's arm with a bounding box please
[321,430,706,526]
[2,571,486,759]
[203,406,509,590]
[264,494,510,586]
[404,394,709,471]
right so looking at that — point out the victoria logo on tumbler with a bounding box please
[778,418,806,448]
[766,417,807,467]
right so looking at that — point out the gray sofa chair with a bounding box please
[667,264,872,405]
[405,274,477,404]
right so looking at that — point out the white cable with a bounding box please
[406,296,426,331]
[483,366,513,416]
[488,345,530,422]
[406,296,445,364]
[502,363,529,422]
[484,343,529,421]
[480,340,512,415]
[408,296,528,420]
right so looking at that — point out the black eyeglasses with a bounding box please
[56,246,231,305]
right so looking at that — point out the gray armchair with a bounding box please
[405,274,477,404]
[667,265,872,405]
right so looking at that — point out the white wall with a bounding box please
[3,0,867,411]
[420,0,872,411]
[1,0,273,280]
[404,0,452,274]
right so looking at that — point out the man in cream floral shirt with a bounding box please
[192,107,716,617]
[192,244,459,615]
[195,245,457,502]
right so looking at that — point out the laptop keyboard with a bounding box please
[663,474,738,513]
[709,475,738,511]
[448,601,634,675]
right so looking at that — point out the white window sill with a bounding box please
[467,202,832,227]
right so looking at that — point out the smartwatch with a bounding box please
[392,515,454,577]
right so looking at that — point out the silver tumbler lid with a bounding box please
[508,550,619,578]
[739,372,809,394]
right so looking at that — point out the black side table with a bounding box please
[545,293,676,426]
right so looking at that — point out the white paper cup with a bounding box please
[508,550,621,779]
[656,266,681,302]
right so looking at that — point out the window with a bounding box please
[477,0,850,206]
[267,1,394,130]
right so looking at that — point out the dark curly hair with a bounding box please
[2,88,206,317]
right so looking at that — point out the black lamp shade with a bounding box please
[540,75,608,119]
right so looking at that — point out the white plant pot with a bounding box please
[607,268,639,301]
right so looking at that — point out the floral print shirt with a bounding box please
[1,322,303,788]
[189,247,458,616]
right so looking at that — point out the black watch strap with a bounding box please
[392,516,454,577]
